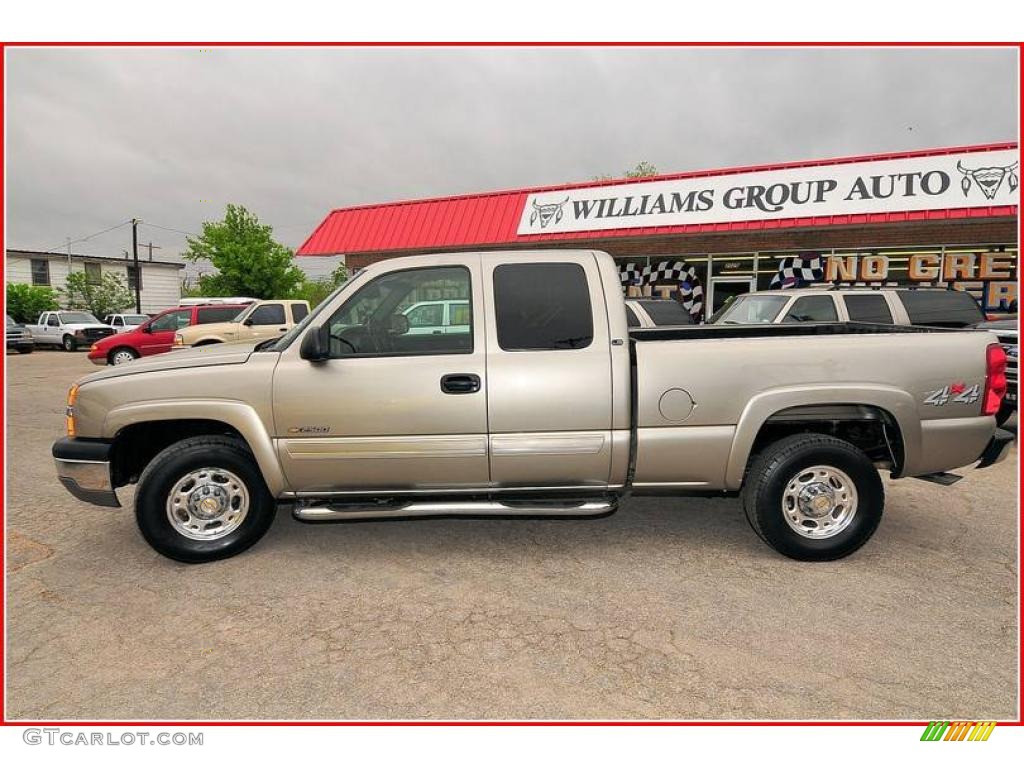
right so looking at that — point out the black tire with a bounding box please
[17,347,33,354]
[995,402,1015,427]
[62,335,77,352]
[742,434,884,561]
[135,435,276,563]
[108,346,139,366]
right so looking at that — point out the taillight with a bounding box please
[982,343,1007,416]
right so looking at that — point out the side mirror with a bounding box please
[140,324,152,334]
[299,325,330,362]
[243,318,255,327]
[388,314,410,335]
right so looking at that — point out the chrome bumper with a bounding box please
[52,437,120,508]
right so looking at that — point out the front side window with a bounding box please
[248,304,286,326]
[782,295,838,323]
[31,259,50,286]
[326,266,472,357]
[843,294,893,324]
[110,316,123,326]
[47,314,59,327]
[291,303,309,322]
[149,309,191,332]
[493,263,593,350]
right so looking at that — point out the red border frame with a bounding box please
[1,41,1021,729]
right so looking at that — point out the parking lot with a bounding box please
[5,349,1019,721]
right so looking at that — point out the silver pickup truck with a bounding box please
[52,250,1012,564]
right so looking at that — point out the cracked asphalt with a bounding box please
[5,351,1019,720]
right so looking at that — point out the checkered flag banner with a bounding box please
[769,252,824,290]
[618,260,704,321]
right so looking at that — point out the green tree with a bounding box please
[593,161,659,182]
[289,261,350,309]
[6,283,60,323]
[64,271,134,318]
[184,204,304,299]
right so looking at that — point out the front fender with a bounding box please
[102,399,287,496]
[725,384,921,490]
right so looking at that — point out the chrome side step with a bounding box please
[292,498,617,522]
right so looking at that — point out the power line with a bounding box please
[138,221,200,238]
[41,219,133,253]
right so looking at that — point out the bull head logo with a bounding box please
[529,196,569,228]
[956,160,1019,200]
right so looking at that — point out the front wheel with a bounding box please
[17,347,33,354]
[62,335,77,352]
[108,347,139,366]
[742,434,884,561]
[135,435,276,563]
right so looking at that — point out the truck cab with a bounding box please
[173,300,310,347]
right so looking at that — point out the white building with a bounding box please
[5,249,184,315]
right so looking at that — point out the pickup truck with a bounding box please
[102,313,152,333]
[28,311,115,351]
[172,299,309,348]
[52,249,1012,564]
[6,315,35,353]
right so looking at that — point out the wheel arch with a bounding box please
[726,385,920,490]
[105,401,286,496]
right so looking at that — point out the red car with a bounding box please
[88,304,249,366]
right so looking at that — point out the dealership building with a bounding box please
[298,143,1019,320]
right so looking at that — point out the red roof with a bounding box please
[297,143,1019,256]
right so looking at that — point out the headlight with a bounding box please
[66,384,80,437]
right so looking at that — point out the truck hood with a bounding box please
[79,340,266,384]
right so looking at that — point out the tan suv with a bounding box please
[174,299,309,347]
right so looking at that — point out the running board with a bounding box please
[292,498,617,522]
[913,471,963,486]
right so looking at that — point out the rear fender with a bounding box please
[725,384,920,490]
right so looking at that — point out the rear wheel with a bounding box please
[62,335,77,352]
[742,434,884,561]
[108,347,139,366]
[17,347,32,354]
[135,436,276,563]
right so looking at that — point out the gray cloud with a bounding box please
[6,46,1018,260]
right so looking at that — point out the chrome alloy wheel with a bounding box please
[166,467,250,541]
[111,350,136,365]
[781,465,858,539]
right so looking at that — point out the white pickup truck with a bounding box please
[53,250,1012,564]
[27,311,116,351]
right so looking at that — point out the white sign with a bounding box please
[516,148,1019,235]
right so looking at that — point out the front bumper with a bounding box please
[976,428,1015,470]
[6,339,34,350]
[52,437,120,507]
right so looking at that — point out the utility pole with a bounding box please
[131,218,141,313]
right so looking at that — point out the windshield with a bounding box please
[265,270,363,352]
[6,315,15,326]
[60,312,101,324]
[123,315,149,324]
[713,294,789,325]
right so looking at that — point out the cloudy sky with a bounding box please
[6,46,1018,263]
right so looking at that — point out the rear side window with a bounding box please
[843,294,893,324]
[897,290,985,328]
[197,306,242,324]
[291,303,309,322]
[783,295,838,323]
[494,263,593,350]
[249,304,286,325]
[637,300,693,326]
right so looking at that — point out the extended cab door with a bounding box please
[273,256,489,493]
[481,252,615,488]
